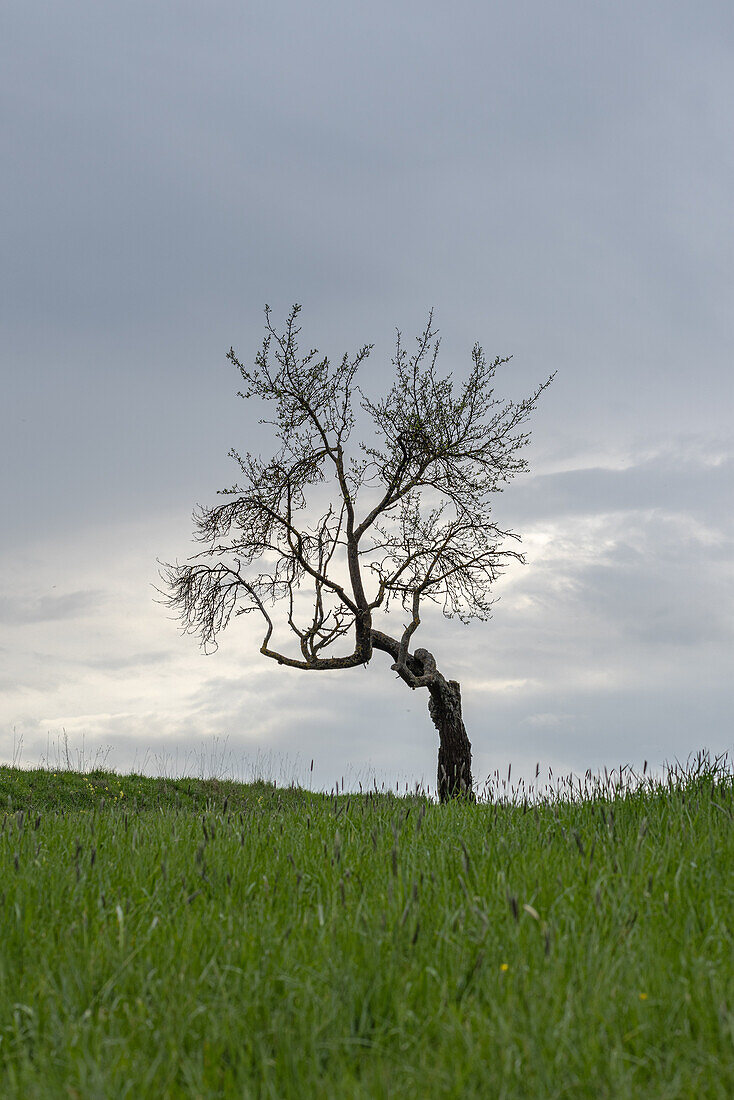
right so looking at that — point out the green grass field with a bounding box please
[0,755,732,1098]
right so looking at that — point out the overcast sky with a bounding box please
[2,0,732,793]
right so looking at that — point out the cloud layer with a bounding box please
[2,442,731,790]
[1,1,732,784]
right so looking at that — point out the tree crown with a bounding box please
[160,305,553,682]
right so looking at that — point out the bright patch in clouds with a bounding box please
[2,442,730,790]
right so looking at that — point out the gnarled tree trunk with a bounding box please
[428,676,474,803]
[370,630,474,803]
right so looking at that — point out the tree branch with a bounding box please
[162,305,552,672]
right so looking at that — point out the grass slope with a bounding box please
[0,759,732,1098]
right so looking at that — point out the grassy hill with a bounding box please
[0,756,732,1098]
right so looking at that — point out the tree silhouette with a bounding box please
[161,306,553,801]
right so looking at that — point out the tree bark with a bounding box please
[370,629,474,803]
[427,676,475,803]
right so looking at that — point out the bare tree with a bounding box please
[160,306,553,801]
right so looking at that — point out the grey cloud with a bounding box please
[567,553,733,649]
[86,651,171,674]
[3,0,734,543]
[503,451,734,528]
[0,590,102,625]
[514,514,733,652]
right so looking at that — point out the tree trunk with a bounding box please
[428,676,474,803]
[370,630,475,804]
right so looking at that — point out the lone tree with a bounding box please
[161,306,552,802]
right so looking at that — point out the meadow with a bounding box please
[0,755,732,1098]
